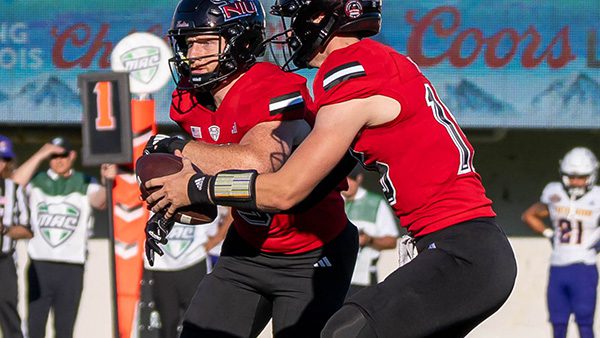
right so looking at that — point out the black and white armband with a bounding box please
[187,169,259,210]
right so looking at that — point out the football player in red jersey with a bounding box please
[142,0,358,337]
[147,0,518,337]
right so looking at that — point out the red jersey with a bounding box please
[313,39,495,237]
[171,62,348,254]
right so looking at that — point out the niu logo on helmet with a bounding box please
[218,0,258,21]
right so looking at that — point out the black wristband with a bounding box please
[187,173,214,205]
[210,169,258,210]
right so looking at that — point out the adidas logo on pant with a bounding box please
[313,256,332,268]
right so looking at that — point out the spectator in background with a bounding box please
[12,136,117,338]
[522,147,600,338]
[144,206,232,338]
[342,166,398,297]
[0,135,31,338]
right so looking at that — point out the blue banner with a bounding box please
[0,1,599,128]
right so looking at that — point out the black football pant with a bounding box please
[151,260,207,338]
[27,260,84,338]
[322,217,517,338]
[180,222,358,338]
[0,255,23,338]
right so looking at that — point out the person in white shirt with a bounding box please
[342,166,399,297]
[12,136,116,338]
[522,147,600,338]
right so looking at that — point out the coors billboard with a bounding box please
[0,0,599,128]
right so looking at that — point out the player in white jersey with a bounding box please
[522,147,600,338]
[144,207,231,338]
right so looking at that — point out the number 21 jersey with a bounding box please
[541,182,600,266]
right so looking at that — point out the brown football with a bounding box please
[135,153,217,225]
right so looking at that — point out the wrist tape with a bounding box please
[211,170,258,210]
[188,173,213,205]
[542,228,554,239]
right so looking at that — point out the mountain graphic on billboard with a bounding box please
[531,73,600,118]
[17,75,80,107]
[0,74,175,124]
[0,75,81,124]
[443,79,516,116]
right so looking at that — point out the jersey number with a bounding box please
[375,162,397,205]
[93,81,116,131]
[349,149,397,205]
[425,84,473,175]
[558,218,583,244]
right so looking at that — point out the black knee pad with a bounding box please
[321,304,377,338]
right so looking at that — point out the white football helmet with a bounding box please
[559,147,598,198]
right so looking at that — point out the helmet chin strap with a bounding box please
[189,72,220,92]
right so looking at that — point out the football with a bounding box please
[135,153,217,225]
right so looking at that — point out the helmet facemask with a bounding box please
[266,16,302,72]
[267,0,381,71]
[167,0,267,92]
[268,0,339,71]
[168,27,244,92]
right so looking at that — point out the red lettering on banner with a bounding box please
[406,6,459,66]
[521,26,575,68]
[51,24,167,69]
[448,28,483,67]
[485,29,521,68]
[51,23,112,69]
[406,6,576,69]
